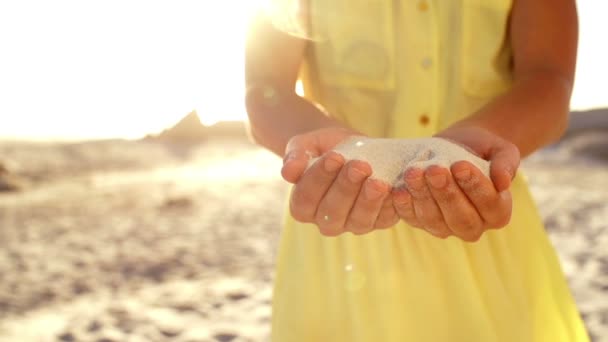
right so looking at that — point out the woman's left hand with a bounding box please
[392,124,520,242]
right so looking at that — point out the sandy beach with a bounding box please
[0,129,606,341]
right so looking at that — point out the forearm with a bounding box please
[463,0,578,158]
[245,85,346,156]
[457,70,572,157]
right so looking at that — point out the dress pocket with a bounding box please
[310,0,396,91]
[461,0,513,97]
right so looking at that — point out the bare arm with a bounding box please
[245,12,398,235]
[397,0,579,240]
[244,12,344,156]
[455,0,578,157]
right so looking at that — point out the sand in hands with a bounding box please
[309,137,490,187]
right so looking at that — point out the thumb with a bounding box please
[488,141,520,192]
[281,135,319,184]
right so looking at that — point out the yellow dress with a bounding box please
[271,0,589,341]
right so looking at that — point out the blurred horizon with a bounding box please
[1,0,607,141]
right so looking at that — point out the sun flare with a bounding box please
[0,0,265,140]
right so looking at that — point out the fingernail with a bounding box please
[405,168,421,180]
[499,191,510,201]
[394,191,411,205]
[283,152,296,164]
[348,167,367,183]
[426,174,447,189]
[455,169,471,182]
[324,157,342,173]
[426,228,438,235]
[405,171,424,190]
[427,228,443,237]
[364,181,384,200]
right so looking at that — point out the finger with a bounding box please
[392,188,421,229]
[344,178,390,235]
[289,151,344,223]
[281,149,313,183]
[405,168,451,238]
[488,142,520,192]
[374,193,400,229]
[452,161,513,229]
[424,166,484,242]
[282,134,321,184]
[316,160,371,236]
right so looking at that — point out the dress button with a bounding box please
[419,114,430,126]
[421,57,433,69]
[418,1,429,12]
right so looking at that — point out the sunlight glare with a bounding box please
[0,0,264,140]
[0,1,606,140]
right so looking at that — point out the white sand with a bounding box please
[310,137,490,187]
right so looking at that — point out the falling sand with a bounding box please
[310,137,490,187]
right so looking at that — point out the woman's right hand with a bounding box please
[282,127,399,236]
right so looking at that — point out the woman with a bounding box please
[245,0,589,340]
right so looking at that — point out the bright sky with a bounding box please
[0,1,606,140]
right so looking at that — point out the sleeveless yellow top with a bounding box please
[271,1,589,341]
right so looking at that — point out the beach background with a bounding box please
[1,111,607,342]
[1,1,607,341]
